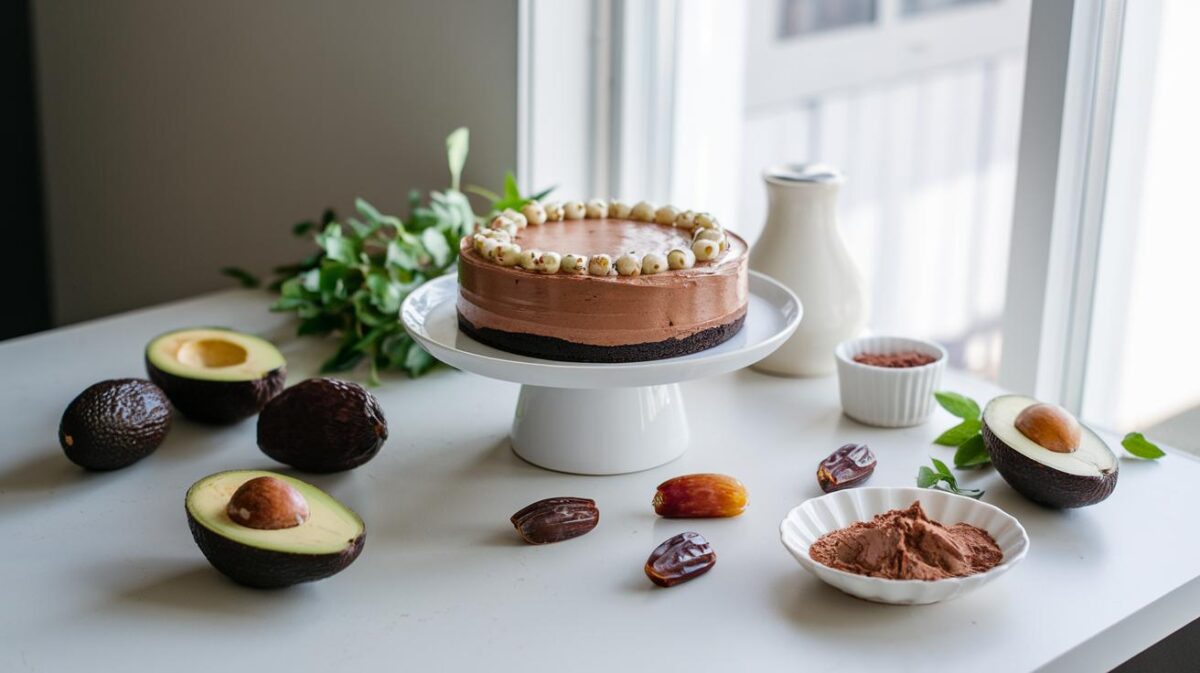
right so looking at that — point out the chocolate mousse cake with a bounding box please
[457,199,748,362]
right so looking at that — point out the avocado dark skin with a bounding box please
[146,359,285,425]
[982,421,1118,508]
[186,511,365,589]
[257,378,388,473]
[59,379,172,470]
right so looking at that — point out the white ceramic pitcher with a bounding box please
[750,164,866,377]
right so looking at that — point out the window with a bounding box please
[738,0,1031,379]
[778,0,876,37]
[520,0,1196,445]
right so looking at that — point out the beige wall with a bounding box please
[33,0,517,325]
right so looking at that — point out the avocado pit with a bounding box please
[1015,403,1081,454]
[227,476,310,530]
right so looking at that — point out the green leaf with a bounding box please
[352,291,386,327]
[318,262,351,301]
[300,268,322,292]
[1122,432,1166,459]
[404,343,438,377]
[503,172,521,201]
[446,127,469,191]
[931,457,954,479]
[421,227,452,267]
[917,466,940,488]
[321,342,365,373]
[935,391,981,420]
[317,225,360,265]
[432,189,476,237]
[944,485,985,499]
[530,185,556,202]
[934,418,982,446]
[220,267,261,288]
[233,130,474,382]
[352,324,389,352]
[465,184,501,202]
[916,459,985,499]
[270,296,308,312]
[953,434,991,468]
[365,272,403,314]
[347,217,373,239]
[386,239,420,270]
[297,315,340,336]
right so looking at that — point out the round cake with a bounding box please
[457,199,749,362]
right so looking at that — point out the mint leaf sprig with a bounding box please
[1122,432,1166,459]
[917,458,985,499]
[932,391,990,468]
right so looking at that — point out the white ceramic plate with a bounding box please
[401,270,802,388]
[780,487,1029,605]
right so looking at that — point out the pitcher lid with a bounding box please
[763,163,843,185]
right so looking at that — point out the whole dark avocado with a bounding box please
[59,379,172,470]
[258,378,387,473]
[186,470,366,588]
[145,327,286,424]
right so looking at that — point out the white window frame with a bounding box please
[745,0,1029,109]
[998,0,1127,412]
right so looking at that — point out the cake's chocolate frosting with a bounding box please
[457,224,748,348]
[516,218,695,257]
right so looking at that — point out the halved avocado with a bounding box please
[982,395,1118,508]
[186,470,365,588]
[146,328,286,424]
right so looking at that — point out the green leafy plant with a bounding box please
[916,457,985,499]
[1121,432,1165,459]
[224,129,470,384]
[932,391,990,468]
[223,129,553,385]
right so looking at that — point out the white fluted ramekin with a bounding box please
[780,487,1029,605]
[835,335,946,427]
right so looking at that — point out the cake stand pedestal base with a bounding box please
[511,384,688,475]
[402,271,801,476]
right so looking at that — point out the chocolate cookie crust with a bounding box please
[458,311,746,363]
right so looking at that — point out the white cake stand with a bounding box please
[401,271,801,475]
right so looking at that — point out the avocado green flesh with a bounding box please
[186,470,363,554]
[146,328,285,382]
[984,395,1116,477]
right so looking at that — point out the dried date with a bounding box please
[510,497,599,544]
[644,532,716,587]
[652,473,748,518]
[817,443,876,493]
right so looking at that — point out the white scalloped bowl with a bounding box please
[779,487,1029,605]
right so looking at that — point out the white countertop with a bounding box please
[2,290,1197,673]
